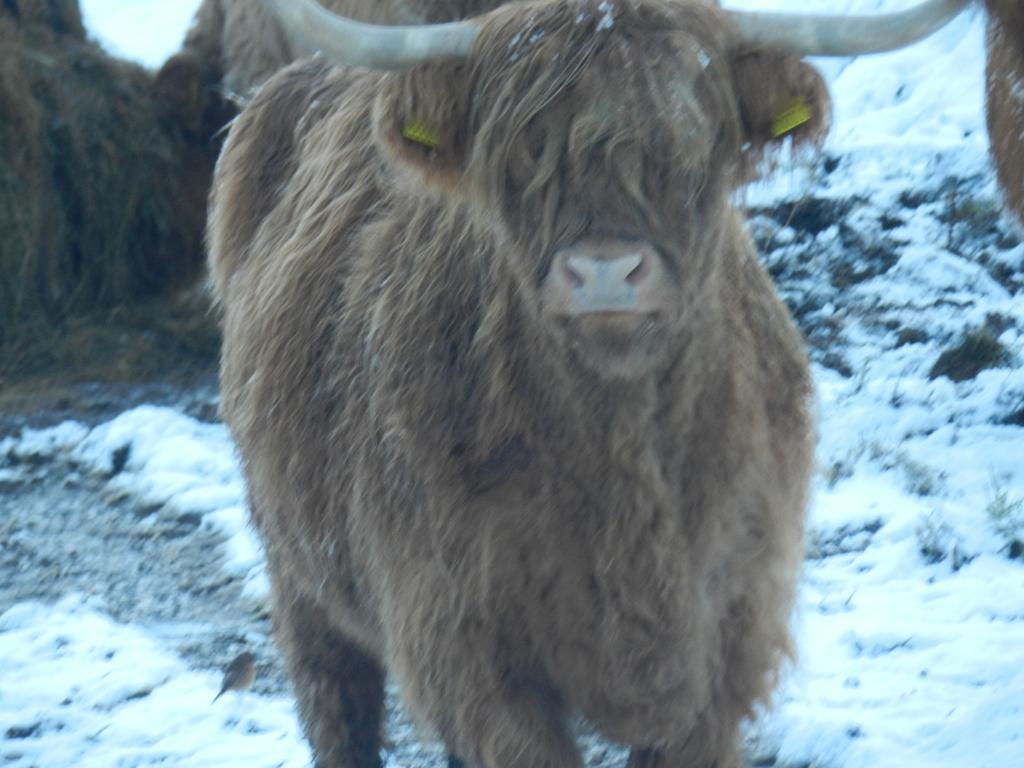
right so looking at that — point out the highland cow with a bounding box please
[210,0,969,766]
[986,0,1024,221]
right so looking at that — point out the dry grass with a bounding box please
[1,1,217,384]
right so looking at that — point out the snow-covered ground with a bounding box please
[3,1,1022,766]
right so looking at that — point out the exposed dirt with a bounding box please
[0,379,292,695]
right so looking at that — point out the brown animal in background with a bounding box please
[153,0,514,255]
[986,0,1024,222]
[171,0,513,99]
[210,0,969,766]
[0,0,226,369]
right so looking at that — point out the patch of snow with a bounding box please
[0,595,309,767]
[1,421,88,462]
[7,406,268,600]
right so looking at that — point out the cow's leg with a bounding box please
[626,730,741,768]
[439,681,581,768]
[606,695,741,768]
[425,658,580,768]
[624,603,785,768]
[386,593,581,768]
[274,589,386,768]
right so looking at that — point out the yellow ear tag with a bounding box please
[402,119,442,149]
[771,98,813,138]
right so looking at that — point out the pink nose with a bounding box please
[544,237,666,316]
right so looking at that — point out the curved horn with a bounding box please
[262,0,478,70]
[727,0,971,57]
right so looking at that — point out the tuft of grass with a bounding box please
[987,481,1024,560]
[939,184,1008,254]
[808,519,883,560]
[898,456,943,497]
[1000,395,1024,427]
[943,195,1002,233]
[895,328,929,348]
[824,449,860,489]
[916,510,966,569]
[824,460,852,489]
[928,328,1009,382]
[874,444,944,497]
[823,440,943,497]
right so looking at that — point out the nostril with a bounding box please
[563,259,586,289]
[625,253,649,286]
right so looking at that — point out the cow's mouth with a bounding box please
[565,311,662,340]
[558,311,669,379]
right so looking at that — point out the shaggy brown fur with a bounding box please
[210,1,829,766]
[0,0,226,374]
[170,0,515,99]
[986,0,1024,222]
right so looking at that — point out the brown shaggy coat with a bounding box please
[986,0,1024,221]
[210,1,828,765]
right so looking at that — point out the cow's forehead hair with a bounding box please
[464,0,738,145]
[456,0,742,239]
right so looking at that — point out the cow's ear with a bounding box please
[373,64,472,188]
[729,48,831,160]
